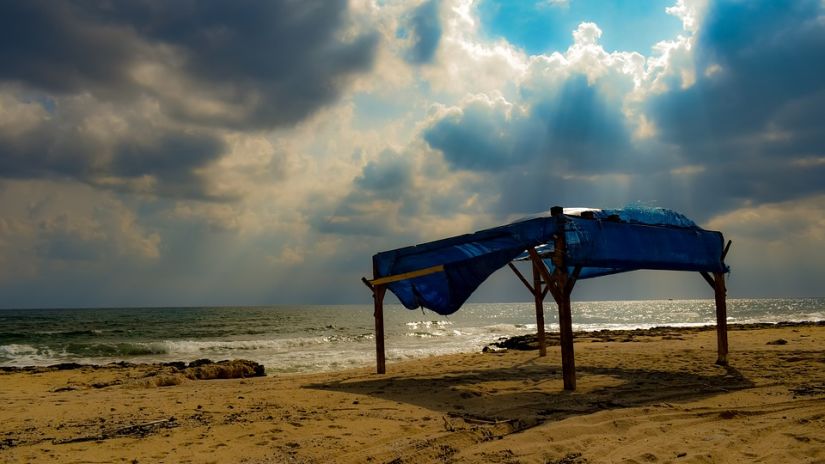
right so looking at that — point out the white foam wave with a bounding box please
[405,320,454,329]
[0,344,70,366]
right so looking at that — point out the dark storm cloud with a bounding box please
[646,0,825,208]
[0,0,378,199]
[312,148,475,240]
[0,111,227,200]
[424,76,634,174]
[314,150,415,236]
[533,76,631,170]
[114,0,378,129]
[0,0,378,129]
[112,134,224,180]
[404,0,443,64]
[0,2,138,94]
[355,149,413,198]
[419,75,685,219]
[423,98,526,171]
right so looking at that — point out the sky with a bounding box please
[0,0,824,309]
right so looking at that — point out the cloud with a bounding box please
[355,149,414,197]
[314,149,414,237]
[645,0,825,212]
[2,0,825,306]
[0,180,160,282]
[418,1,825,224]
[313,143,492,246]
[704,195,825,297]
[0,1,379,200]
[404,0,443,64]
[0,0,378,130]
[542,0,571,8]
[0,2,140,95]
[425,75,635,171]
[424,94,528,171]
[418,19,653,218]
[0,93,228,200]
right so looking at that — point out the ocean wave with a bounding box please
[322,333,374,344]
[482,323,536,334]
[405,320,454,329]
[34,329,107,337]
[0,343,40,356]
[64,342,169,357]
[405,331,440,338]
[129,335,376,356]
[0,344,69,366]
[0,333,381,365]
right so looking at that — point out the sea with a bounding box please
[1,298,823,374]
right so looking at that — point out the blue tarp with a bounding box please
[372,207,728,315]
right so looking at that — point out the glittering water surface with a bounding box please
[1,298,822,372]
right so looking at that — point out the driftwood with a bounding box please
[446,412,516,425]
[53,418,177,445]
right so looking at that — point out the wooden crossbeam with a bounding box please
[722,240,732,261]
[368,265,445,286]
[360,277,374,292]
[508,262,536,295]
[699,271,715,290]
[565,265,582,296]
[527,248,560,302]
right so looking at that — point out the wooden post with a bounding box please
[713,272,728,366]
[372,259,387,375]
[551,206,576,391]
[533,260,547,357]
[373,285,386,374]
[701,239,731,366]
[558,291,575,390]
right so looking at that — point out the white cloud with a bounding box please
[666,0,709,33]
[542,0,571,8]
[704,195,825,297]
[707,196,825,243]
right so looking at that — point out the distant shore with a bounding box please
[1,322,823,463]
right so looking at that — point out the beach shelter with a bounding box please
[362,206,731,390]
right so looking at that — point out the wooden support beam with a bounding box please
[508,262,535,295]
[541,282,551,300]
[699,271,716,290]
[527,238,576,390]
[369,264,445,286]
[713,272,729,366]
[533,260,547,357]
[361,277,374,292]
[527,248,560,302]
[565,265,582,296]
[721,240,732,261]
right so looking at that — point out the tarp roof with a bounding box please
[372,207,728,315]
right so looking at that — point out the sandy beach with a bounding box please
[1,323,823,463]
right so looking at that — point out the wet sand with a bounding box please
[1,323,823,463]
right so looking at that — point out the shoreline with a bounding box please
[2,320,822,374]
[1,322,824,463]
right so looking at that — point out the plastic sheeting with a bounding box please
[372,207,728,315]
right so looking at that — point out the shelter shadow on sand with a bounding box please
[306,357,753,429]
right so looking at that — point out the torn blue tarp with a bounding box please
[372,207,729,315]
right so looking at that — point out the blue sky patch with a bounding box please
[477,0,683,54]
